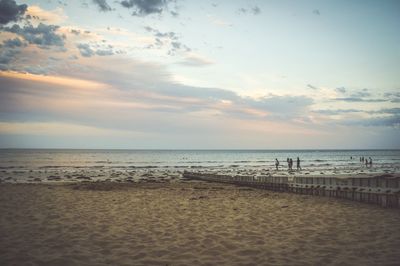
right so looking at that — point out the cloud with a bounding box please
[384,92,400,98]
[0,56,314,127]
[312,109,363,115]
[95,49,113,56]
[350,89,370,98]
[252,6,261,15]
[171,41,180,49]
[358,116,400,128]
[373,108,400,115]
[0,0,27,24]
[76,43,114,57]
[92,0,112,12]
[77,43,95,57]
[383,91,400,103]
[315,107,400,115]
[120,0,172,16]
[144,26,179,41]
[244,95,313,118]
[313,9,320,15]
[237,7,246,14]
[0,71,109,90]
[0,48,18,70]
[0,121,132,136]
[2,23,65,48]
[0,37,25,71]
[335,87,346,93]
[331,87,387,102]
[70,29,80,35]
[307,84,319,90]
[237,6,261,15]
[27,5,68,23]
[1,53,398,149]
[333,97,386,103]
[179,52,214,67]
[144,26,190,54]
[154,30,177,40]
[332,87,392,103]
[0,51,396,147]
[2,37,25,48]
[313,107,400,128]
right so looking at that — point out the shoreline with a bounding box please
[1,168,399,184]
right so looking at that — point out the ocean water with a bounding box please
[0,149,399,183]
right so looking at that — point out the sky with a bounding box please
[0,0,399,149]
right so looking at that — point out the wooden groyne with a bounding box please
[183,172,400,208]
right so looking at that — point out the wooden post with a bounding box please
[381,194,387,208]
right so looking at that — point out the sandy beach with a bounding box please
[1,180,400,266]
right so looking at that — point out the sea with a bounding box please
[0,149,399,183]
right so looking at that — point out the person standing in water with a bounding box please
[289,158,293,171]
[275,158,279,170]
[297,157,301,171]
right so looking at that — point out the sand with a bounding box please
[1,181,400,266]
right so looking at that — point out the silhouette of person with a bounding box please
[369,157,372,166]
[365,158,368,167]
[289,158,293,171]
[297,157,301,171]
[275,158,279,170]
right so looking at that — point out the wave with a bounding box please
[129,166,159,169]
[0,166,25,169]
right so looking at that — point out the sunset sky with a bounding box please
[0,0,399,149]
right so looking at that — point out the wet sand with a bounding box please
[1,181,400,266]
